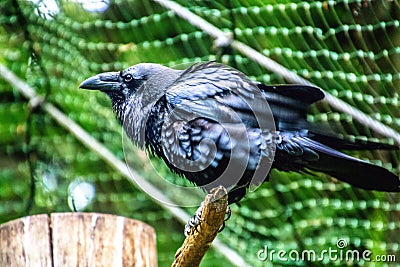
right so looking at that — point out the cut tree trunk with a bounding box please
[0,213,157,267]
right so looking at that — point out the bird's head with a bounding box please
[79,63,170,105]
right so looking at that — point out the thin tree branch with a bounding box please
[172,186,228,267]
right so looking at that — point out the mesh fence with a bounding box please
[1,0,400,266]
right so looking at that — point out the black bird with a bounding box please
[80,61,400,204]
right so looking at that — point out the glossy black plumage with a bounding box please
[80,61,400,203]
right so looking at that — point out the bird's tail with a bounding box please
[307,130,398,150]
[296,136,400,192]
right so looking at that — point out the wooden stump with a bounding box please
[0,213,157,267]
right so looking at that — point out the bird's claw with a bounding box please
[218,221,225,232]
[224,206,231,221]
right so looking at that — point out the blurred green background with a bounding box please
[1,0,399,266]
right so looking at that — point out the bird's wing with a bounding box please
[166,61,274,126]
[166,62,327,129]
[257,83,324,130]
[167,62,256,103]
[259,83,324,104]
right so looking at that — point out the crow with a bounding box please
[80,61,400,204]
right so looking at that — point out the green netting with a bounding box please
[1,0,399,266]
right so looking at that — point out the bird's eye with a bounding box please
[124,74,133,82]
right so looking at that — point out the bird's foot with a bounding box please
[217,206,231,232]
[184,202,204,237]
[184,204,231,236]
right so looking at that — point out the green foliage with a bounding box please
[1,0,399,266]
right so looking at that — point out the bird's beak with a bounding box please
[79,72,119,91]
